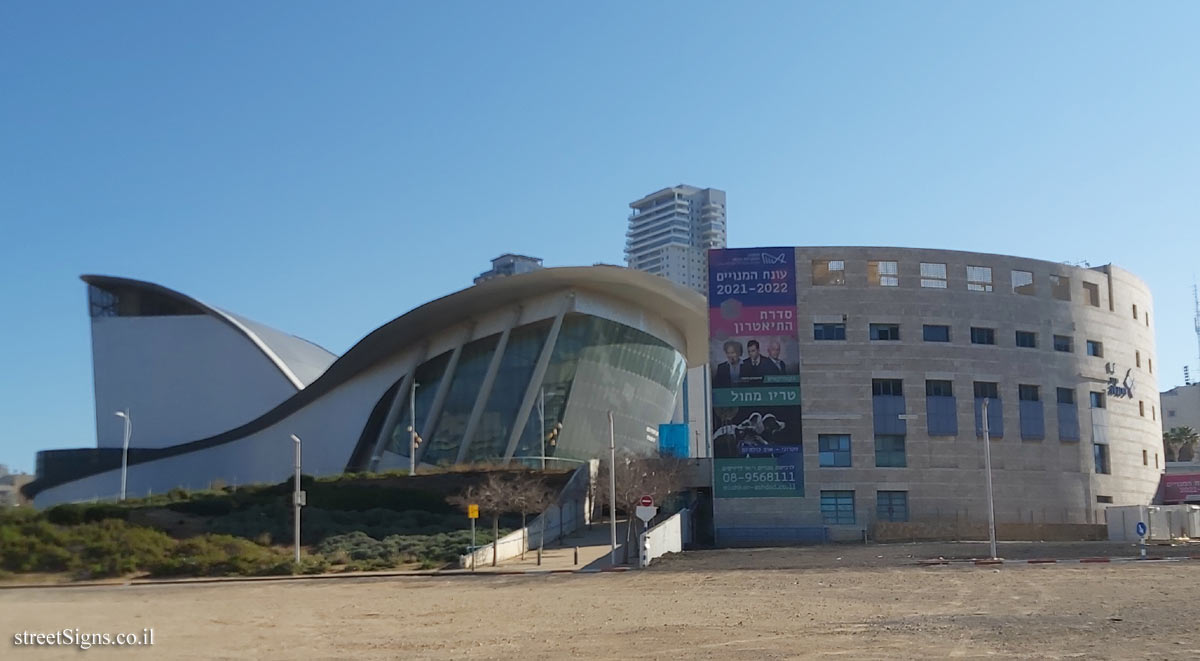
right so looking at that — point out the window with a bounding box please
[1056,388,1075,405]
[1090,391,1106,409]
[1149,358,1153,373]
[1083,282,1101,307]
[974,382,999,399]
[870,323,900,341]
[1097,495,1114,504]
[818,434,851,467]
[1086,340,1103,357]
[1012,270,1035,295]
[1156,453,1159,468]
[1146,313,1150,328]
[1019,385,1040,401]
[1050,274,1071,301]
[1094,444,1110,474]
[966,265,993,292]
[926,380,953,397]
[872,379,904,397]
[1139,400,1145,417]
[1170,410,1177,418]
[813,260,846,285]
[820,490,856,525]
[1136,351,1141,368]
[1153,405,1156,421]
[876,491,909,522]
[1057,388,1080,442]
[1132,304,1138,320]
[874,436,906,467]
[1015,331,1037,348]
[1143,449,1148,466]
[868,260,899,287]
[1053,335,1073,352]
[813,323,846,340]
[920,262,947,288]
[970,327,996,345]
[923,325,950,342]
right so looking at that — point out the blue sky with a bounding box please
[1,2,1198,472]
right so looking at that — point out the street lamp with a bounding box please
[290,434,303,564]
[982,398,998,560]
[113,409,131,501]
[408,382,419,475]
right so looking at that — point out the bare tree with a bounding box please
[509,472,554,559]
[595,453,688,562]
[448,472,517,566]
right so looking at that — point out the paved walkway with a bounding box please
[487,519,633,572]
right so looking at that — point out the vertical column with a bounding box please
[502,293,573,462]
[366,345,427,472]
[455,308,522,463]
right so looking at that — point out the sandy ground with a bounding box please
[4,543,1200,660]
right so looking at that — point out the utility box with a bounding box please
[1106,505,1149,542]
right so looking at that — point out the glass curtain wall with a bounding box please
[382,351,453,458]
[421,334,500,465]
[462,321,551,462]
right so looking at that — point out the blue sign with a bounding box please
[658,423,690,458]
[1136,521,1147,537]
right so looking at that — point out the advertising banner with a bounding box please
[1162,473,1200,504]
[708,247,802,498]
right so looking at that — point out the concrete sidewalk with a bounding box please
[486,519,633,572]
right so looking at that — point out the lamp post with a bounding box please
[608,410,618,565]
[290,434,302,564]
[113,409,131,501]
[982,398,998,560]
[409,382,418,475]
[538,388,546,470]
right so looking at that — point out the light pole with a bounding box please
[608,410,618,565]
[408,382,418,475]
[982,398,998,560]
[290,433,302,564]
[538,388,546,470]
[113,409,131,501]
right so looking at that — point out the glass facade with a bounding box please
[382,351,453,459]
[422,334,501,465]
[462,321,550,462]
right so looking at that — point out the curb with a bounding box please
[922,555,1199,567]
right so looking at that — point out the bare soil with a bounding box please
[4,543,1200,659]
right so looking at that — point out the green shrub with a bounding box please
[148,534,290,577]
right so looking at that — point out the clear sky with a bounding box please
[2,2,1198,472]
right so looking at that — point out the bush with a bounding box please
[44,503,129,526]
[0,517,172,578]
[147,534,291,577]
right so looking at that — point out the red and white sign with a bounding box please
[639,495,654,507]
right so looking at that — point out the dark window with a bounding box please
[876,491,909,522]
[974,382,999,399]
[872,379,903,397]
[813,323,846,340]
[1094,444,1110,474]
[926,380,953,397]
[1018,385,1040,401]
[923,325,950,342]
[1056,388,1075,404]
[1015,331,1037,348]
[1057,388,1080,442]
[1083,282,1101,307]
[818,434,851,467]
[820,491,856,525]
[1136,351,1141,368]
[870,323,900,341]
[874,435,906,467]
[1143,449,1148,466]
[1097,495,1113,504]
[1090,391,1106,409]
[1132,304,1138,320]
[970,327,995,345]
[1053,335,1073,352]
[1086,340,1103,357]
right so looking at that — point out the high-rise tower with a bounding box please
[625,185,726,293]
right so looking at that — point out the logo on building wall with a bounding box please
[1105,363,1135,399]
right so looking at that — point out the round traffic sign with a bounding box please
[639,495,654,507]
[1136,521,1147,537]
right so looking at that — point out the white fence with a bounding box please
[458,460,598,569]
[639,508,691,568]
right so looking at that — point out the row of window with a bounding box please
[874,378,1152,413]
[811,259,1144,314]
[811,322,1152,373]
[820,490,908,524]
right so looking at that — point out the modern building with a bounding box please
[474,254,544,285]
[707,246,1163,543]
[0,467,33,507]
[626,185,726,294]
[25,268,707,507]
[1162,382,1200,437]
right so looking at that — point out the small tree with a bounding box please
[448,472,516,566]
[595,453,687,563]
[509,473,554,559]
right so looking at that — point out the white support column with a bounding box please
[414,335,468,466]
[366,345,427,472]
[455,308,522,463]
[502,294,572,462]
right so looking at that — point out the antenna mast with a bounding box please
[1194,280,1200,372]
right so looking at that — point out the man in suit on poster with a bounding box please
[741,339,779,381]
[767,339,787,374]
[714,339,744,388]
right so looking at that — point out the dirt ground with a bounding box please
[4,542,1200,660]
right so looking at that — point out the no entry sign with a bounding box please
[639,495,654,507]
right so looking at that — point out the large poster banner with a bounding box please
[708,247,803,498]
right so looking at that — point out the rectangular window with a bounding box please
[870,323,900,341]
[1149,358,1153,373]
[868,260,899,287]
[1153,405,1156,421]
[1090,391,1106,409]
[872,378,904,397]
[1086,340,1103,357]
[818,434,852,467]
[1057,387,1080,442]
[920,262,947,288]
[1094,444,1110,474]
[1015,331,1037,348]
[1143,449,1148,466]
[1156,453,1159,468]
[813,260,846,286]
[970,327,996,345]
[1136,350,1141,368]
[926,379,953,397]
[1097,495,1114,504]
[813,323,846,340]
[1012,270,1035,295]
[1050,274,1071,301]
[966,265,994,292]
[1139,400,1145,417]
[820,490,856,525]
[1056,387,1075,405]
[876,491,908,522]
[923,324,950,342]
[1083,282,1101,307]
[1019,384,1040,401]
[1132,304,1138,320]
[1053,335,1073,352]
[974,382,999,399]
[874,435,906,467]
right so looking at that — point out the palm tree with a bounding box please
[1164,427,1200,463]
